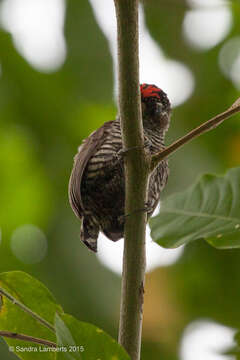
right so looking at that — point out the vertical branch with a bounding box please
[113,2,240,358]
[114,1,149,359]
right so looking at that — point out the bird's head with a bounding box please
[140,83,171,133]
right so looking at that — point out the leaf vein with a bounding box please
[161,208,239,222]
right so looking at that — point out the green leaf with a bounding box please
[55,314,81,360]
[0,271,63,360]
[150,167,240,249]
[55,314,130,360]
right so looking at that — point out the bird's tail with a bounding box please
[80,217,99,253]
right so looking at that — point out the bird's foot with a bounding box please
[115,144,149,161]
[118,202,152,222]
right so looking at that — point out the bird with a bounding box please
[69,84,171,252]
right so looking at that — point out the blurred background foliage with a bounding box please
[0,0,240,359]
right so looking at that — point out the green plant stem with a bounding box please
[113,0,240,357]
[151,98,240,171]
[114,0,149,359]
[0,331,57,348]
[0,288,55,333]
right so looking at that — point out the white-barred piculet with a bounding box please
[69,84,171,252]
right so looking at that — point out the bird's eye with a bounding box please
[143,97,157,104]
[149,98,156,103]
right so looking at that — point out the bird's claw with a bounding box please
[118,202,152,222]
[115,148,126,161]
[115,144,149,162]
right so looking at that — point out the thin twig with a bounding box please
[151,98,240,171]
[0,331,57,348]
[0,288,55,333]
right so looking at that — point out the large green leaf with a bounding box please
[150,167,240,249]
[0,271,63,360]
[55,314,82,360]
[55,314,130,360]
[0,271,129,360]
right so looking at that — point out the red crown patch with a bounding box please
[140,83,162,99]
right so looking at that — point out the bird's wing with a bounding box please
[68,121,113,218]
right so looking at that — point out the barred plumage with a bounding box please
[69,84,171,252]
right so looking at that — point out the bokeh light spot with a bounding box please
[11,224,48,264]
[0,0,66,72]
[97,223,184,275]
[219,36,240,90]
[183,0,232,50]
[180,320,236,360]
[89,0,194,107]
